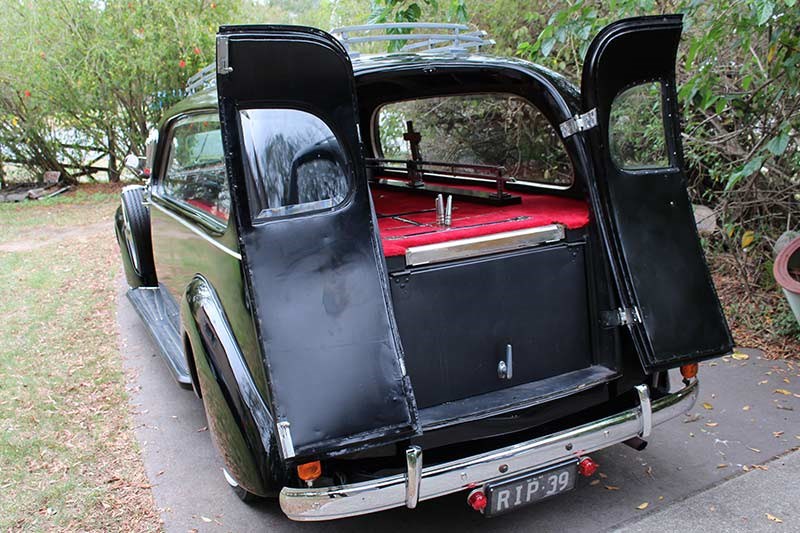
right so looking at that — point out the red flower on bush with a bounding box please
[23,90,31,98]
[179,59,187,69]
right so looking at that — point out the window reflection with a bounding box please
[239,109,350,219]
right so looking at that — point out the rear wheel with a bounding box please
[223,468,263,504]
[119,186,157,287]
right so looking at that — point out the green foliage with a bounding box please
[471,0,799,287]
[0,0,237,183]
[369,0,468,51]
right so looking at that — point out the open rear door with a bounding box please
[216,25,418,461]
[580,16,733,371]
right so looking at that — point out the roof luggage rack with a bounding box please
[185,63,216,95]
[185,23,493,94]
[330,23,494,57]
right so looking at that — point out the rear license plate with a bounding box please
[484,462,577,517]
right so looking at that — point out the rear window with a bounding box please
[375,93,573,186]
[239,108,350,220]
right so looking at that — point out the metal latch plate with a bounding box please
[559,108,598,138]
[601,307,641,327]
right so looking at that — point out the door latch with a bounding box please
[498,344,513,380]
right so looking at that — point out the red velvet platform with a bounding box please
[371,183,590,257]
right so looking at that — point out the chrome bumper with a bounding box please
[280,379,698,521]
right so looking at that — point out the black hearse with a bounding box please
[115,16,732,520]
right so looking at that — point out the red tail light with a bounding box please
[467,489,487,512]
[578,456,599,477]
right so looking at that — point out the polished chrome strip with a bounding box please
[149,201,241,261]
[405,224,565,266]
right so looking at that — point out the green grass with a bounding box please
[0,193,159,532]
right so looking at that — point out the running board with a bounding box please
[127,285,192,388]
[419,365,618,431]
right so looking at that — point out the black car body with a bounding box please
[115,16,733,520]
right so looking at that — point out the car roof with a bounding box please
[161,52,580,127]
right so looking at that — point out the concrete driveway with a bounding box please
[117,283,799,532]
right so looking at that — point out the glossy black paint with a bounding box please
[182,276,288,496]
[581,15,733,370]
[216,25,417,461]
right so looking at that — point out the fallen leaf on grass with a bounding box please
[705,422,719,427]
[731,352,750,361]
[766,513,783,523]
[774,389,792,396]
[702,402,713,410]
[637,502,649,510]
[604,485,620,491]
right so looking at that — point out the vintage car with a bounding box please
[115,15,733,520]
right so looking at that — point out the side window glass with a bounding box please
[239,109,350,219]
[162,114,230,223]
[608,82,669,170]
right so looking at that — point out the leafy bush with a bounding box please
[475,0,799,288]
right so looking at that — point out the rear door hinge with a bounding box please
[601,306,642,327]
[559,108,598,138]
[216,36,233,75]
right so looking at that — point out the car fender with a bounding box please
[114,206,143,289]
[181,275,287,496]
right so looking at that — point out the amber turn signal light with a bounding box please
[297,460,322,482]
[680,363,699,379]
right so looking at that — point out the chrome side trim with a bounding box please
[404,224,565,267]
[279,379,698,521]
[405,446,423,509]
[149,201,242,261]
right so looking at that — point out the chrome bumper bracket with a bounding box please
[405,445,423,509]
[635,384,652,438]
